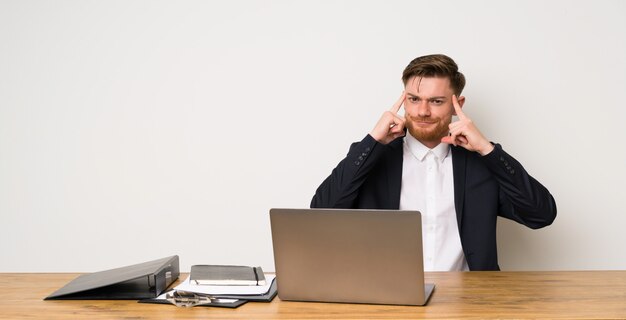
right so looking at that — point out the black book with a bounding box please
[190,265,266,286]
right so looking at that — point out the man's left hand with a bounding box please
[441,95,495,156]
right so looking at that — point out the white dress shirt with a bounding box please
[399,134,468,271]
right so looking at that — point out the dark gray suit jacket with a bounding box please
[311,134,557,271]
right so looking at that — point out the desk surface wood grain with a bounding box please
[1,271,625,319]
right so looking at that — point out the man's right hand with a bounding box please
[369,91,407,145]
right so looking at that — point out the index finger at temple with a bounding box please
[452,95,467,119]
[390,91,406,114]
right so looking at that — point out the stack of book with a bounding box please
[140,265,277,308]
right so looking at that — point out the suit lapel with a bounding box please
[387,138,404,209]
[451,146,467,230]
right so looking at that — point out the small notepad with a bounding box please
[190,265,266,286]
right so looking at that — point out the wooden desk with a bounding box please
[1,271,625,319]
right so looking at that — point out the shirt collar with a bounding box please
[404,133,450,162]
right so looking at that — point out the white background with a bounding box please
[1,0,625,272]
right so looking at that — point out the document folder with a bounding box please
[45,255,179,300]
[139,277,278,308]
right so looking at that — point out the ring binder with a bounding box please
[44,255,180,300]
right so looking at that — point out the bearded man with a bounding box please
[310,54,557,271]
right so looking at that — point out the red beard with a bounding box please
[405,115,451,143]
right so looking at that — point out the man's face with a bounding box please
[403,76,463,147]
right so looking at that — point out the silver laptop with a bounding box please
[269,208,435,306]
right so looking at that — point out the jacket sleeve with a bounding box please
[481,144,557,229]
[310,134,387,208]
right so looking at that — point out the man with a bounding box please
[311,54,556,271]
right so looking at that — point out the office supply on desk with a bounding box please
[175,274,276,297]
[270,208,435,306]
[190,265,266,285]
[139,275,277,308]
[44,255,179,300]
[139,289,247,308]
